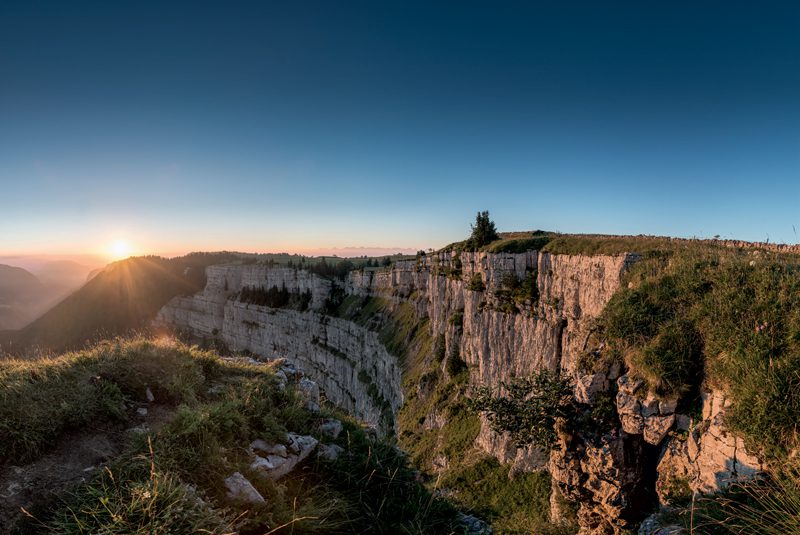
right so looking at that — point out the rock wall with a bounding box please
[348,251,638,471]
[155,265,401,430]
[158,253,637,457]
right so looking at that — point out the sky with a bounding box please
[1,1,799,259]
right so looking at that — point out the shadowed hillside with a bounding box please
[0,253,242,354]
[0,264,46,330]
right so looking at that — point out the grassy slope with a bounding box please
[567,247,800,534]
[1,338,461,534]
[590,249,800,461]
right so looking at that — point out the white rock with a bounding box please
[675,414,691,431]
[274,370,288,390]
[575,373,609,405]
[317,444,344,461]
[136,407,148,417]
[457,512,493,535]
[659,397,679,415]
[251,455,275,470]
[287,433,318,455]
[641,396,661,418]
[145,387,155,403]
[617,374,644,395]
[643,414,675,445]
[621,414,644,434]
[617,389,641,415]
[297,378,321,412]
[224,472,264,503]
[318,418,343,438]
[250,439,288,457]
[250,433,319,480]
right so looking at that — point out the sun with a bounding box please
[109,239,133,260]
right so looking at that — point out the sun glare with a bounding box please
[109,239,132,260]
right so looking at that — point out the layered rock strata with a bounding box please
[156,265,401,431]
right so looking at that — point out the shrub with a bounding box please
[467,273,485,292]
[433,333,447,363]
[448,310,464,329]
[493,270,540,313]
[468,211,499,250]
[445,351,468,379]
[469,370,574,449]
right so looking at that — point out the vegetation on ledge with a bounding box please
[592,249,800,461]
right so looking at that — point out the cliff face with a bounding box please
[347,251,638,472]
[155,252,762,534]
[155,265,401,430]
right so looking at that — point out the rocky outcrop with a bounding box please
[250,433,319,481]
[224,472,265,504]
[616,375,678,446]
[655,390,762,503]
[549,418,654,535]
[549,363,764,533]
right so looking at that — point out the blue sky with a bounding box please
[1,1,799,257]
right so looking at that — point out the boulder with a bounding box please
[250,439,287,457]
[641,396,660,418]
[575,373,609,405]
[317,444,344,461]
[318,418,343,439]
[457,512,493,535]
[644,415,675,445]
[638,511,684,535]
[224,472,264,504]
[297,378,321,412]
[621,414,644,435]
[274,369,288,390]
[617,375,644,396]
[250,433,319,480]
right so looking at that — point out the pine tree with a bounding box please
[469,211,499,249]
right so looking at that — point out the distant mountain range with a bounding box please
[0,252,244,354]
[0,264,47,329]
[0,257,105,330]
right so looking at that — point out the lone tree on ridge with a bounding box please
[469,211,499,249]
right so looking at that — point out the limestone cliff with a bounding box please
[347,251,638,472]
[155,265,401,431]
[154,251,763,534]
